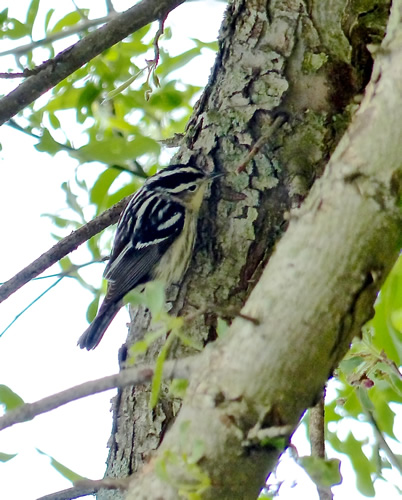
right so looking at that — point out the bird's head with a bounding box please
[147,164,220,211]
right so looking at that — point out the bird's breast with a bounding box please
[153,212,197,285]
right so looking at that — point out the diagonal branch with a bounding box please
[0,196,130,304]
[0,0,186,126]
[0,357,194,432]
[36,485,97,500]
[37,478,128,500]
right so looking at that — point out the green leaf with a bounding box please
[357,387,375,412]
[45,87,83,112]
[50,11,81,34]
[216,317,229,338]
[125,289,147,308]
[169,378,189,399]
[0,385,24,411]
[370,388,397,439]
[103,67,146,102]
[36,449,85,483]
[34,129,62,156]
[144,281,166,317]
[44,8,55,33]
[106,182,138,209]
[0,9,8,25]
[61,182,84,220]
[129,340,148,357]
[189,439,205,464]
[90,168,121,209]
[42,214,79,229]
[3,18,30,39]
[59,256,72,272]
[190,38,218,51]
[370,254,402,364]
[298,456,342,488]
[79,135,160,165]
[26,0,40,35]
[342,432,376,496]
[339,356,364,375]
[324,399,343,423]
[87,234,103,260]
[86,294,100,323]
[150,334,174,409]
[48,112,61,130]
[158,47,202,75]
[0,452,17,462]
[260,436,287,451]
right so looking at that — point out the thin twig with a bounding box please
[361,392,402,475]
[0,71,35,79]
[0,357,194,432]
[71,0,89,21]
[182,304,260,326]
[236,115,287,173]
[36,485,96,500]
[0,196,131,304]
[152,17,166,66]
[36,477,129,500]
[309,390,333,500]
[6,119,76,152]
[0,14,117,58]
[0,277,63,338]
[0,260,104,337]
[105,0,116,14]
[76,477,129,491]
[309,394,326,458]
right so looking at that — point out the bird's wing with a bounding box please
[103,192,185,303]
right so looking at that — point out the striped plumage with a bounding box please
[78,164,214,350]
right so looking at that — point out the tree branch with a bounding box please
[310,392,333,500]
[37,477,128,500]
[0,358,194,432]
[36,485,96,500]
[364,398,402,475]
[105,0,116,14]
[0,196,130,304]
[0,0,186,126]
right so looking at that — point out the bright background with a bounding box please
[0,1,400,499]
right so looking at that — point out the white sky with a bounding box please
[0,1,400,499]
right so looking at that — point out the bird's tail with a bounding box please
[77,302,121,350]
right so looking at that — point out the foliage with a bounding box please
[322,254,402,496]
[155,421,211,499]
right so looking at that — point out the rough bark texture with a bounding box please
[99,0,396,498]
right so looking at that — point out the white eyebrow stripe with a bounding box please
[157,212,183,231]
[154,167,200,178]
[163,182,199,194]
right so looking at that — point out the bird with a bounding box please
[78,163,218,350]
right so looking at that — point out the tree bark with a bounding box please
[99,0,396,498]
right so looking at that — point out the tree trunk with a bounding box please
[99,0,395,498]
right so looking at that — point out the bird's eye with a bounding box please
[188,184,198,192]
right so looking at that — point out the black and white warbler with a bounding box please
[78,164,218,350]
